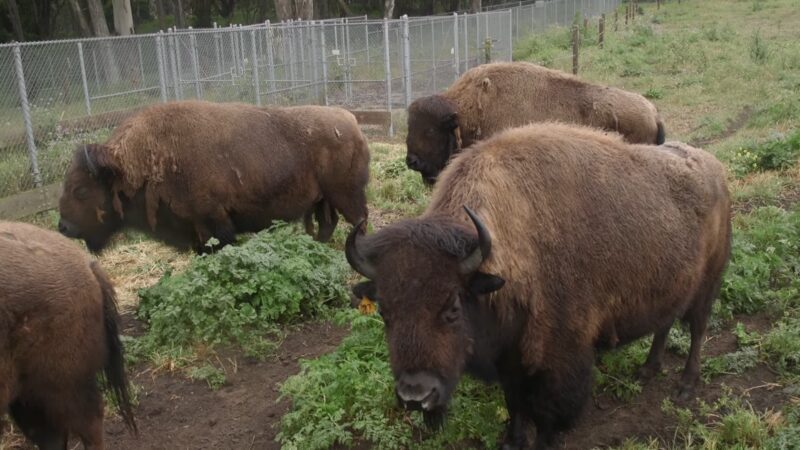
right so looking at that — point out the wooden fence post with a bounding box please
[599,14,605,48]
[614,9,618,32]
[572,25,579,75]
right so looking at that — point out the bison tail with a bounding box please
[656,120,666,145]
[92,262,138,435]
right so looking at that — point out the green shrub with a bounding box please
[728,130,800,177]
[278,311,506,450]
[136,223,351,357]
[719,206,800,317]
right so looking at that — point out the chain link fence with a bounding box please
[0,0,620,209]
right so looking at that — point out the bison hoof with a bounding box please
[636,364,662,381]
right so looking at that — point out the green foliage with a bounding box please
[750,31,769,64]
[702,347,759,381]
[278,311,506,450]
[762,315,800,379]
[367,144,430,216]
[189,365,227,390]
[728,130,800,177]
[719,206,800,318]
[594,339,649,401]
[136,223,351,357]
[643,87,664,100]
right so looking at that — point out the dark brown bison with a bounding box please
[346,123,730,449]
[58,100,370,253]
[0,221,136,449]
[406,62,666,184]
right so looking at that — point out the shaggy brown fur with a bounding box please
[0,221,136,449]
[58,100,370,253]
[348,123,730,449]
[406,62,666,183]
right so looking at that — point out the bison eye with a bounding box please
[442,298,461,324]
[74,186,89,200]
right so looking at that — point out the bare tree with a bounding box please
[383,0,394,18]
[173,0,185,28]
[274,0,292,20]
[154,0,166,29]
[5,0,25,41]
[67,0,92,37]
[296,0,313,19]
[112,0,135,35]
[85,0,120,82]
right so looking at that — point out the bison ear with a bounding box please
[441,112,459,132]
[468,272,505,296]
[351,280,377,307]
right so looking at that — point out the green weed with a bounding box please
[728,130,800,178]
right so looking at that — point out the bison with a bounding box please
[346,123,730,449]
[58,100,370,253]
[405,62,666,184]
[0,221,136,449]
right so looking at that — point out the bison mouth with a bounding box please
[421,175,438,186]
[396,391,448,430]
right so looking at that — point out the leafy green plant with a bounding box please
[593,340,649,401]
[762,315,800,379]
[643,87,664,100]
[278,311,506,450]
[749,30,769,64]
[728,130,800,177]
[135,223,351,358]
[718,206,800,317]
[189,365,227,390]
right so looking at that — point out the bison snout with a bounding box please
[406,154,422,171]
[58,219,79,238]
[396,371,444,411]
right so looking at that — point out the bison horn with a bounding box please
[459,206,492,274]
[345,220,378,280]
[83,145,99,177]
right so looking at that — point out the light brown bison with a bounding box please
[346,123,730,449]
[0,221,136,449]
[405,62,666,183]
[58,100,370,253]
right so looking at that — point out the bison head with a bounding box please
[345,207,505,428]
[58,144,123,253]
[406,95,461,185]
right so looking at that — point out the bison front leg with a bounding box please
[637,321,673,380]
[500,378,534,450]
[315,201,339,243]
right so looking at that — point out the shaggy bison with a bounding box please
[58,100,370,253]
[406,62,666,183]
[0,221,136,449]
[346,123,730,449]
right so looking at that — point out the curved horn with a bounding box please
[345,220,378,279]
[83,145,99,177]
[459,206,492,274]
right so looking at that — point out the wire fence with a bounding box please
[0,0,621,205]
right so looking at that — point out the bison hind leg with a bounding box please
[315,201,339,243]
[677,276,724,401]
[9,400,68,450]
[637,321,674,381]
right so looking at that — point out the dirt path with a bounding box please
[103,322,348,450]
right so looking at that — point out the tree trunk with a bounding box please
[112,0,135,35]
[193,0,213,27]
[68,0,92,37]
[173,0,185,28]
[6,0,25,41]
[155,0,166,29]
[336,0,352,16]
[470,0,481,13]
[219,0,236,18]
[383,0,394,18]
[274,0,292,21]
[86,0,112,36]
[295,0,313,19]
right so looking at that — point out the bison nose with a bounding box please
[58,219,69,235]
[396,371,443,411]
[406,154,421,170]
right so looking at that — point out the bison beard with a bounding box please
[346,123,730,449]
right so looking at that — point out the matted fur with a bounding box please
[59,100,370,252]
[0,221,135,449]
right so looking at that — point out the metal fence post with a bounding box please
[137,38,146,83]
[77,42,92,116]
[189,27,202,98]
[91,49,100,90]
[12,45,41,188]
[320,24,329,106]
[365,21,370,64]
[288,21,297,93]
[250,30,261,106]
[299,20,306,83]
[156,33,168,102]
[168,29,181,99]
[453,13,460,81]
[431,19,437,93]
[402,15,411,107]
[383,18,393,137]
[239,25,246,75]
[230,25,238,78]
[345,18,352,103]
[265,20,276,95]
[310,21,321,103]
[508,10,513,60]
[213,23,222,79]
[463,14,468,71]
